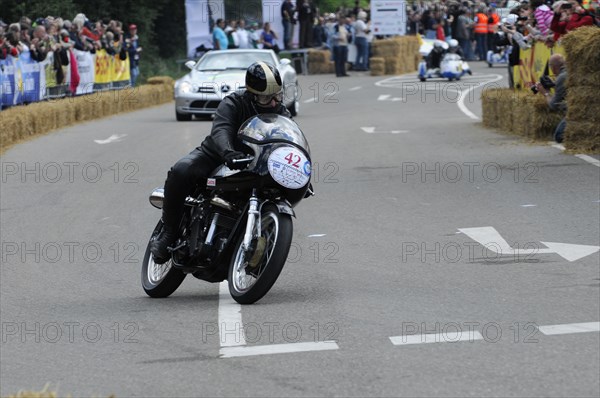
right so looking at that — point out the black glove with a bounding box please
[223,151,248,170]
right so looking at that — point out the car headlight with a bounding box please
[178,81,192,94]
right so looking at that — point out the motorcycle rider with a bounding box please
[447,38,465,59]
[151,62,291,264]
[427,40,446,70]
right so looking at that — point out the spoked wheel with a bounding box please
[228,204,293,304]
[141,220,186,298]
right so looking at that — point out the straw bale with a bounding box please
[565,120,600,152]
[562,26,600,76]
[1,79,175,154]
[481,89,499,128]
[385,58,402,75]
[566,87,600,124]
[146,76,175,86]
[308,50,329,63]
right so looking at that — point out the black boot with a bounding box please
[150,208,180,264]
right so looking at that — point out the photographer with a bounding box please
[534,54,567,143]
[497,10,530,89]
[550,0,594,40]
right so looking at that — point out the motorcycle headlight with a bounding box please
[178,81,192,94]
[267,147,311,190]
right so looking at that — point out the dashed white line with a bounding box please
[220,341,339,358]
[308,234,327,237]
[390,331,484,346]
[349,86,362,91]
[303,98,316,104]
[378,94,391,101]
[538,322,600,336]
[521,204,537,207]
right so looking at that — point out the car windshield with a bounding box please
[238,114,310,154]
[196,52,276,71]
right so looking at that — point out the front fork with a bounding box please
[242,189,262,253]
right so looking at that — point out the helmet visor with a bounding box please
[254,91,284,106]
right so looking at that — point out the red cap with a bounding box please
[129,24,137,30]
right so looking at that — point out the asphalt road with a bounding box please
[1,62,599,397]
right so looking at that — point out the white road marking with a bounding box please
[575,154,600,167]
[375,73,503,120]
[94,134,126,144]
[220,341,339,358]
[361,127,408,134]
[538,322,600,336]
[458,74,503,120]
[217,281,339,358]
[349,86,362,91]
[378,94,404,102]
[308,234,327,237]
[459,226,600,262]
[218,281,245,347]
[303,97,316,104]
[521,204,537,207]
[390,331,484,346]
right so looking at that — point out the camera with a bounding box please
[540,75,556,89]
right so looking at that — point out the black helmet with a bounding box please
[245,62,283,96]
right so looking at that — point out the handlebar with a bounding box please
[231,156,255,164]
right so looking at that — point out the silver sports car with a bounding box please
[174,49,299,121]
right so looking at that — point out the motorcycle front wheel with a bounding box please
[228,204,293,304]
[141,220,186,298]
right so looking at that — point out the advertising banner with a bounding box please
[371,0,407,36]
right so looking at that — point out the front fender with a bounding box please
[267,199,295,218]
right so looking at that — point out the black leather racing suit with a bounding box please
[161,91,291,226]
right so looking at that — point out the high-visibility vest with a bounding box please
[475,13,489,34]
[488,13,500,33]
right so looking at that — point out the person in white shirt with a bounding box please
[353,11,370,71]
[234,19,251,49]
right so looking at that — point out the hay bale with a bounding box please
[370,57,385,76]
[565,120,600,152]
[566,87,600,124]
[146,76,175,86]
[0,77,176,154]
[562,26,600,78]
[308,50,329,63]
[385,58,402,75]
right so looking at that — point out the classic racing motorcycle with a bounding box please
[141,114,313,304]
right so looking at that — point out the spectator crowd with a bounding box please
[208,0,597,77]
[0,13,142,88]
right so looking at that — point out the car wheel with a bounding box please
[194,114,213,121]
[176,110,192,122]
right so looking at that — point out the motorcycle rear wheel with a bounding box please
[141,220,186,298]
[228,204,293,304]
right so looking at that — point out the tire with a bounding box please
[228,204,293,304]
[419,77,426,82]
[176,110,192,121]
[141,220,186,298]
